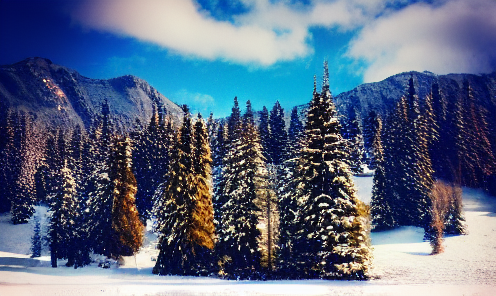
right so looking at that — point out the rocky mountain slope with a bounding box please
[334,70,496,120]
[0,57,183,131]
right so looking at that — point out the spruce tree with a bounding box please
[259,106,271,163]
[217,99,266,279]
[9,111,37,224]
[292,63,372,279]
[190,113,216,275]
[110,137,144,258]
[268,101,288,165]
[31,215,42,258]
[370,115,396,230]
[87,101,116,257]
[277,106,303,276]
[153,105,198,275]
[49,163,78,267]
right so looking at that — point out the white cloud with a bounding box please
[71,0,387,66]
[346,0,496,82]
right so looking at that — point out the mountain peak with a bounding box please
[0,58,183,132]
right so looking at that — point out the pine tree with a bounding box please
[110,137,144,258]
[370,115,396,230]
[9,111,37,224]
[190,113,216,275]
[457,81,495,188]
[342,108,365,174]
[217,99,266,279]
[133,104,171,222]
[49,163,78,267]
[153,105,198,275]
[292,63,371,279]
[259,106,271,163]
[277,106,303,276]
[31,215,42,258]
[268,101,288,165]
[87,102,116,258]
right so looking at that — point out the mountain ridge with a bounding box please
[0,57,183,131]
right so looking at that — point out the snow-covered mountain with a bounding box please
[334,70,496,119]
[0,57,183,131]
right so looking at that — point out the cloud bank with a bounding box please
[71,0,384,65]
[347,0,496,82]
[72,0,496,80]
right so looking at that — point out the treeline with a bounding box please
[0,62,372,280]
[152,62,371,279]
[369,76,496,253]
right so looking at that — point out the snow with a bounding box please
[1,177,496,295]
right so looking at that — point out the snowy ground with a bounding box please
[1,177,496,296]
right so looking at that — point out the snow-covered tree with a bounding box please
[217,99,266,279]
[153,105,199,275]
[133,104,171,222]
[342,108,365,174]
[277,106,303,276]
[49,163,78,268]
[292,63,372,279]
[31,215,42,258]
[110,136,144,257]
[370,115,396,230]
[259,106,271,163]
[190,113,216,275]
[268,101,288,165]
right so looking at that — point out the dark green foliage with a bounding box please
[31,215,42,258]
[216,99,266,279]
[132,104,172,222]
[110,137,144,258]
[259,106,271,163]
[370,115,396,230]
[277,106,303,275]
[153,105,200,276]
[268,101,288,165]
[49,163,78,268]
[291,63,372,279]
[341,107,365,174]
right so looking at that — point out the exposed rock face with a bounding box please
[0,57,183,131]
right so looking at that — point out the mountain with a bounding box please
[0,57,183,131]
[333,70,496,120]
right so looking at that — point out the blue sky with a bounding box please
[1,0,496,118]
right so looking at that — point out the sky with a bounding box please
[1,0,496,118]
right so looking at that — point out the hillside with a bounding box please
[334,70,496,120]
[0,57,183,131]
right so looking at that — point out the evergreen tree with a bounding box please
[87,102,116,257]
[110,137,144,258]
[153,105,198,275]
[292,63,371,279]
[370,115,396,230]
[259,106,271,163]
[363,111,383,169]
[342,108,365,174]
[31,215,42,258]
[49,163,78,268]
[277,106,303,276]
[217,100,266,279]
[9,111,37,224]
[457,81,495,188]
[268,101,288,165]
[190,113,216,275]
[133,104,171,222]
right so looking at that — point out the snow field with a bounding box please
[1,176,496,295]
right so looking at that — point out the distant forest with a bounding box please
[0,62,494,279]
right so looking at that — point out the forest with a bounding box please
[0,62,494,281]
